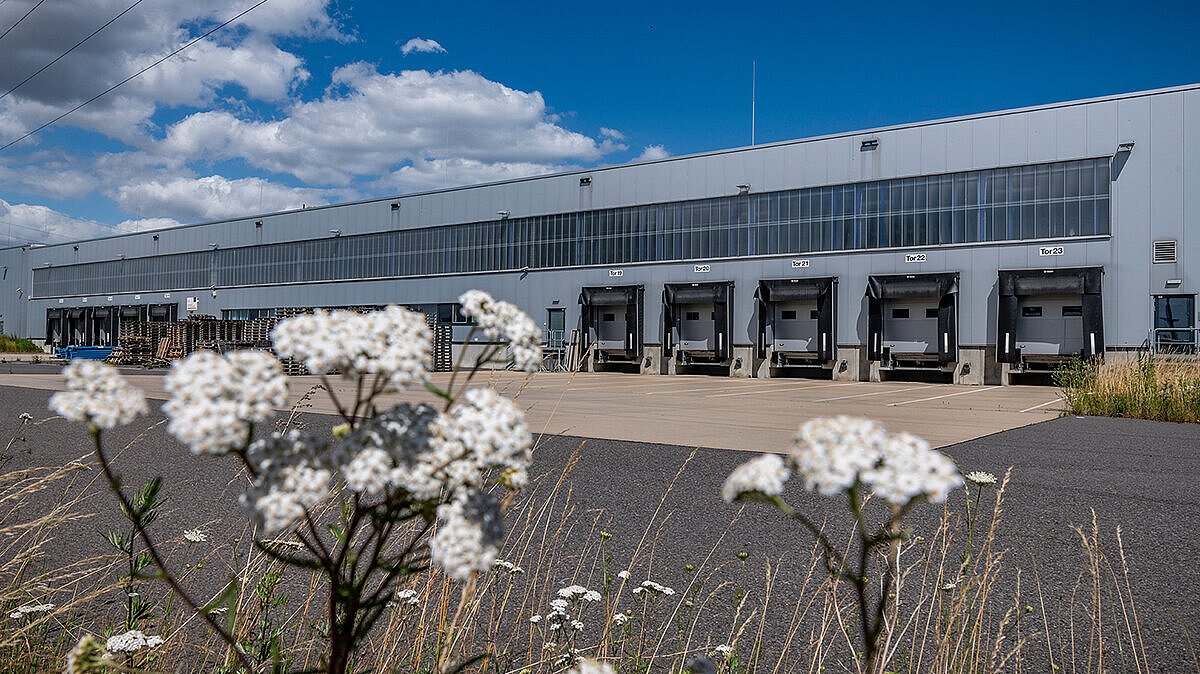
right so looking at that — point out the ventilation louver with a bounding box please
[1153,240,1177,264]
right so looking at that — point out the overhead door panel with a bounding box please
[756,277,837,361]
[866,273,958,364]
[997,267,1103,362]
[664,281,733,361]
[580,284,643,360]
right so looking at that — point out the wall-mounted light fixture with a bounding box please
[117,253,125,259]
[860,139,879,151]
[152,234,159,240]
[497,210,510,219]
[72,245,79,251]
[1117,141,1135,152]
[390,202,400,211]
[208,243,218,249]
[736,183,751,193]
[579,177,592,186]
[329,228,341,237]
[254,220,263,227]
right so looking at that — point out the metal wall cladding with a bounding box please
[4,85,1199,349]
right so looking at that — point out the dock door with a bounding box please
[46,308,64,347]
[997,267,1103,369]
[91,307,116,346]
[755,277,837,367]
[664,281,734,365]
[579,284,644,365]
[867,272,959,369]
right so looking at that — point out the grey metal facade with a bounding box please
[2,83,1198,382]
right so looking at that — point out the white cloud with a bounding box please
[400,37,446,56]
[379,158,572,193]
[111,175,341,221]
[634,144,669,162]
[0,0,337,143]
[0,198,181,245]
[157,65,626,186]
[600,127,625,140]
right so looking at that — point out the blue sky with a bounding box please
[0,0,1197,244]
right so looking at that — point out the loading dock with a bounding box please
[579,284,644,371]
[91,307,115,346]
[148,303,178,323]
[45,308,63,348]
[65,308,88,346]
[997,267,1103,377]
[663,281,735,372]
[867,272,959,376]
[755,277,837,375]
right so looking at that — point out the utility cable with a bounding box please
[0,0,270,152]
[0,0,48,44]
[0,0,150,103]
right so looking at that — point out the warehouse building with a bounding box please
[1,83,1197,384]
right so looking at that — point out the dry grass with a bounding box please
[1057,355,1200,423]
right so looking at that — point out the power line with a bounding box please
[0,0,48,44]
[0,0,271,153]
[0,0,150,103]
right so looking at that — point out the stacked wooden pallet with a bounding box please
[111,336,156,364]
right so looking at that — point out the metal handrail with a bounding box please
[1149,327,1199,355]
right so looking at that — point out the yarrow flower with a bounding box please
[183,529,207,543]
[722,453,790,503]
[713,645,733,656]
[241,430,332,533]
[861,432,961,505]
[64,634,108,674]
[8,603,54,620]
[163,350,287,455]
[558,585,588,599]
[582,590,602,603]
[616,570,630,579]
[49,361,146,429]
[271,306,431,387]
[18,412,33,421]
[105,629,163,653]
[633,580,675,596]
[396,589,419,606]
[965,471,997,487]
[529,615,542,624]
[611,612,629,626]
[429,490,504,581]
[441,388,532,490]
[568,658,615,674]
[790,416,888,495]
[459,290,542,371]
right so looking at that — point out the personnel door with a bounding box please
[1154,295,1196,354]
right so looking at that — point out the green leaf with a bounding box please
[423,379,454,403]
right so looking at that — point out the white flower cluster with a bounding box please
[428,490,504,582]
[791,416,889,495]
[493,559,525,574]
[271,305,431,387]
[965,470,997,486]
[241,430,332,533]
[18,412,33,421]
[64,634,109,674]
[163,351,287,455]
[861,432,962,505]
[49,361,146,429]
[459,290,542,371]
[105,629,164,653]
[632,580,675,596]
[721,453,790,503]
[569,658,615,674]
[183,529,207,543]
[8,603,54,620]
[725,416,963,508]
[611,612,629,626]
[438,388,532,490]
[395,588,419,606]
